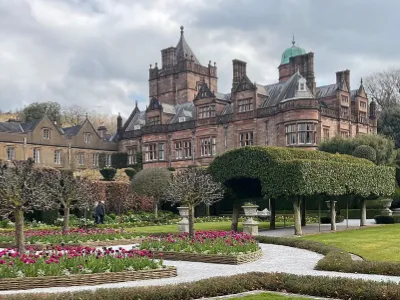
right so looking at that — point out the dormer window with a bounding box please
[238,99,253,112]
[298,78,307,91]
[149,116,160,125]
[43,128,50,139]
[84,133,91,144]
[178,117,186,122]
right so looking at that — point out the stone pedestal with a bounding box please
[243,218,259,236]
[381,199,393,216]
[177,207,189,233]
[392,208,400,216]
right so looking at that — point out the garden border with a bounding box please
[0,266,177,291]
[256,236,400,276]
[153,248,263,265]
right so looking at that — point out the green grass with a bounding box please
[302,224,400,262]
[125,221,292,234]
[231,292,318,299]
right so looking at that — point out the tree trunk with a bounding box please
[330,199,336,231]
[301,197,306,227]
[15,208,25,254]
[270,198,276,230]
[231,202,240,231]
[360,198,367,226]
[293,197,302,236]
[62,205,70,233]
[154,201,158,219]
[188,204,195,238]
[205,204,210,216]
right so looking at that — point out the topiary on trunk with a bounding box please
[352,145,377,163]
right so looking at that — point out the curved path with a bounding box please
[1,243,400,296]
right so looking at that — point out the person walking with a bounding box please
[93,201,99,224]
[95,201,106,224]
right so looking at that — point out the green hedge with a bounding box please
[375,215,400,224]
[111,152,128,169]
[340,209,382,219]
[210,146,396,200]
[5,272,400,300]
[99,167,117,181]
[320,215,345,224]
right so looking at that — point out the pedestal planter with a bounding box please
[177,206,189,233]
[242,205,259,236]
[381,199,393,216]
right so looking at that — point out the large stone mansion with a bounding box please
[0,26,377,169]
[118,26,377,169]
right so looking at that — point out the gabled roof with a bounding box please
[261,72,313,107]
[176,26,200,64]
[168,102,195,123]
[214,92,231,102]
[0,122,23,133]
[194,82,215,101]
[62,124,81,136]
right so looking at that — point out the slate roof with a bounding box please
[315,84,338,99]
[261,72,313,107]
[62,125,81,136]
[0,122,23,133]
[176,27,200,64]
[126,111,146,131]
[168,102,195,123]
[214,92,231,102]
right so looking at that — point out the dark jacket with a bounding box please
[95,203,105,216]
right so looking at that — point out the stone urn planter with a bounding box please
[242,204,259,236]
[325,200,337,211]
[177,206,189,233]
[381,199,393,216]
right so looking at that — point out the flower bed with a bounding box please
[140,231,262,264]
[0,229,142,248]
[0,246,176,290]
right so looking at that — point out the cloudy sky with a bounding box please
[0,0,398,118]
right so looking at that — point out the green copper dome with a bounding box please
[281,38,306,65]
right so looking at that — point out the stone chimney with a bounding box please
[117,113,122,133]
[336,70,350,90]
[232,59,247,90]
[97,124,107,138]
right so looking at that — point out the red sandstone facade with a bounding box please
[118,27,377,169]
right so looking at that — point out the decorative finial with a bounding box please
[360,77,363,85]
[149,64,152,69]
[292,33,295,46]
[135,100,138,107]
[117,112,121,118]
[155,62,158,68]
[180,25,184,35]
[85,113,88,119]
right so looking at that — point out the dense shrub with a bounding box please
[352,145,377,162]
[320,215,345,224]
[374,215,400,224]
[210,146,395,200]
[89,181,153,214]
[111,152,128,169]
[5,272,400,300]
[124,167,136,180]
[340,209,382,219]
[74,168,130,183]
[167,166,176,171]
[99,167,117,181]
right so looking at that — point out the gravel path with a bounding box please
[1,243,400,296]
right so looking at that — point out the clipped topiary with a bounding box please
[352,145,377,162]
[100,167,117,181]
[124,167,136,180]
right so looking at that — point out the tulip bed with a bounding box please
[140,231,260,255]
[0,246,163,278]
[0,229,141,246]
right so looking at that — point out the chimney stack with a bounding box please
[232,59,247,90]
[336,70,350,91]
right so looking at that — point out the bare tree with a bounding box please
[0,159,58,253]
[131,168,171,218]
[364,68,400,110]
[62,104,86,126]
[47,170,91,232]
[164,168,224,237]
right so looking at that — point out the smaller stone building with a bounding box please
[0,115,118,169]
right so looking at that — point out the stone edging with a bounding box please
[153,248,263,264]
[0,266,177,291]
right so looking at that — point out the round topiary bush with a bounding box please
[100,167,117,181]
[352,145,377,162]
[124,167,136,180]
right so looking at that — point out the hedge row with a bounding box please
[210,146,395,200]
[89,181,153,215]
[4,272,400,300]
[340,209,382,219]
[375,215,400,224]
[256,236,400,277]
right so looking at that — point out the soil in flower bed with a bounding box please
[0,229,142,247]
[140,231,262,264]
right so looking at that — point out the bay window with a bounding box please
[285,123,316,146]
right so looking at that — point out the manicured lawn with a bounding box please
[125,221,292,234]
[231,292,317,299]
[302,224,400,262]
